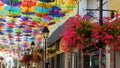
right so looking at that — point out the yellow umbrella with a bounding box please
[35,34,42,38]
[33,26,40,30]
[37,2,52,8]
[0,27,4,30]
[39,21,49,26]
[0,6,4,11]
[21,6,35,12]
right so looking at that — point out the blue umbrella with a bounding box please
[35,6,50,13]
[8,15,21,18]
[0,32,4,35]
[4,6,21,13]
[2,0,22,6]
[0,18,6,22]
[39,0,55,2]
[22,12,35,15]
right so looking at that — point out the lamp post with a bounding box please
[42,26,49,68]
[30,41,35,68]
[31,41,35,53]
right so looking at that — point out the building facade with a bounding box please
[44,0,120,68]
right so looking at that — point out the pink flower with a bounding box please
[105,34,113,39]
[93,23,99,27]
[77,36,81,39]
[114,14,120,17]
[104,28,107,31]
[117,26,120,30]
[82,34,85,36]
[62,14,120,52]
[90,43,93,46]
[105,40,112,44]
[117,35,120,41]
[79,24,82,28]
[86,38,89,41]
[76,44,84,49]
[102,17,110,20]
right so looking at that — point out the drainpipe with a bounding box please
[99,0,103,26]
[99,0,103,68]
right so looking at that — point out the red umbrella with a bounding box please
[21,0,37,7]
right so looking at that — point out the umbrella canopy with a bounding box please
[39,0,55,3]
[2,0,22,6]
[0,0,78,58]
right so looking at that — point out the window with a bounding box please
[55,39,60,51]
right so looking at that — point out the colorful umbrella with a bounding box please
[49,6,65,17]
[2,0,22,6]
[37,2,52,8]
[6,22,16,28]
[21,6,35,13]
[0,18,7,22]
[0,1,4,6]
[39,0,55,2]
[21,0,36,7]
[5,27,14,32]
[35,6,50,13]
[27,21,39,27]
[14,27,23,33]
[23,27,32,33]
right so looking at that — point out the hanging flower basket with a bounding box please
[99,20,120,50]
[61,14,98,52]
[61,14,120,52]
[20,54,33,65]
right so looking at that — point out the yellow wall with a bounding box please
[46,44,64,59]
[109,0,120,13]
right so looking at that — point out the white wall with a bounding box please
[87,0,98,9]
[103,0,108,17]
[116,51,120,68]
[78,0,87,17]
[79,0,108,19]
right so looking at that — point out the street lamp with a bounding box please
[42,26,49,68]
[30,41,35,68]
[31,41,35,53]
